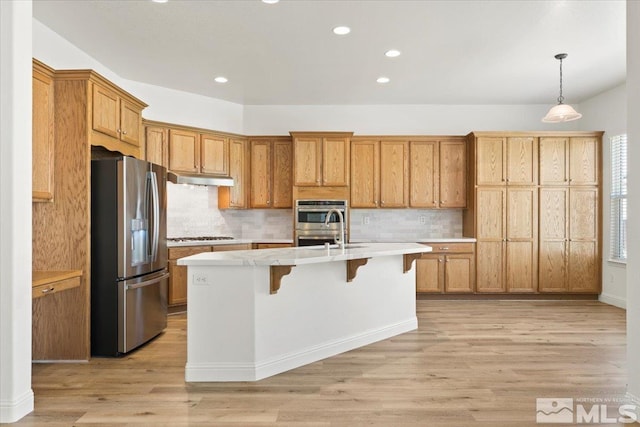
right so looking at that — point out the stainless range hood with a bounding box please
[167,171,234,187]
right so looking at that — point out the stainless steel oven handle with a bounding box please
[125,272,170,291]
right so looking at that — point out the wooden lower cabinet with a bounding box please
[168,243,252,308]
[416,243,475,293]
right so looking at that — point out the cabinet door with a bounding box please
[439,140,467,208]
[200,134,229,176]
[272,140,292,208]
[409,141,438,208]
[168,260,187,306]
[379,140,409,208]
[416,255,443,293]
[539,137,568,185]
[32,67,55,202]
[145,127,168,168]
[293,137,322,186]
[168,129,199,173]
[505,188,538,292]
[476,137,505,185]
[322,137,350,186]
[506,137,537,185]
[444,254,474,293]
[223,138,248,208]
[119,99,142,147]
[92,83,120,139]
[250,140,272,208]
[539,188,568,292]
[568,188,599,292]
[475,188,506,292]
[569,137,598,185]
[350,140,380,208]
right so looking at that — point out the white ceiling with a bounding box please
[33,0,626,106]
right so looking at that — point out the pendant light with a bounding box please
[542,53,582,123]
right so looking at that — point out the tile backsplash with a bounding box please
[167,183,463,240]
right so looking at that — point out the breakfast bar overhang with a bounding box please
[178,243,431,382]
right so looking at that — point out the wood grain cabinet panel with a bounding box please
[351,140,380,208]
[539,188,569,292]
[250,140,272,208]
[417,243,475,294]
[220,138,249,209]
[169,129,199,173]
[409,141,438,208]
[32,60,55,202]
[540,137,569,185]
[168,246,212,307]
[445,255,474,293]
[416,255,443,293]
[439,140,467,207]
[506,137,537,185]
[475,137,505,185]
[293,137,322,186]
[272,140,293,208]
[322,137,350,186]
[201,133,229,176]
[145,126,168,168]
[569,137,598,185]
[119,100,142,147]
[92,84,120,139]
[505,188,538,292]
[380,140,409,208]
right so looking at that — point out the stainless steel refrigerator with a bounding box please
[91,154,169,356]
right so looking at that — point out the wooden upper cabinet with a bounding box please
[409,141,438,208]
[272,140,293,208]
[540,136,599,186]
[506,137,537,185]
[145,126,168,168]
[322,137,350,186]
[91,80,145,157]
[569,137,598,185]
[475,137,505,185]
[439,140,467,207]
[168,129,199,173]
[351,140,380,208]
[475,136,536,186]
[219,138,248,209]
[32,60,55,202]
[250,140,272,208]
[291,132,352,187]
[380,140,409,208]
[200,133,229,176]
[249,138,292,209]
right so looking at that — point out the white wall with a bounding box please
[625,0,640,405]
[243,104,579,135]
[0,0,34,423]
[578,84,627,308]
[32,19,244,134]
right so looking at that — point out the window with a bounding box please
[610,134,627,262]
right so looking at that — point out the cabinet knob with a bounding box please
[122,130,127,135]
[438,259,443,263]
[117,128,121,133]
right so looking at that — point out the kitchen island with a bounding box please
[178,243,431,382]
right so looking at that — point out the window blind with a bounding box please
[610,134,627,261]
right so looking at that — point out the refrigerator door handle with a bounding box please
[149,171,160,262]
[125,271,170,291]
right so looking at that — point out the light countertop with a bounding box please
[351,237,477,243]
[177,242,432,267]
[167,238,293,248]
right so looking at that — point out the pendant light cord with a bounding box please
[557,57,564,104]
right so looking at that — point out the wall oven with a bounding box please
[295,200,348,246]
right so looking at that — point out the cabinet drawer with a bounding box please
[32,276,80,299]
[168,246,212,260]
[420,242,475,254]
[213,243,251,252]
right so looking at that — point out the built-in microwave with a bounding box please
[294,200,348,246]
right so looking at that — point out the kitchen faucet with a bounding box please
[324,208,345,250]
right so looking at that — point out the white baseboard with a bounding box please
[186,317,418,382]
[0,389,33,423]
[598,293,627,309]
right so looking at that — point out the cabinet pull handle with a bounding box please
[41,287,55,294]
[439,247,449,250]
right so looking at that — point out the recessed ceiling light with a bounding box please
[151,0,168,3]
[333,26,351,35]
[377,77,390,84]
[385,49,401,58]
[214,76,228,83]
[262,0,279,4]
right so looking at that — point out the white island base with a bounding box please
[180,243,429,382]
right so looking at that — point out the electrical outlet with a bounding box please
[420,216,427,225]
[363,216,370,225]
[193,272,209,285]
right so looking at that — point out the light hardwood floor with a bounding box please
[15,300,628,426]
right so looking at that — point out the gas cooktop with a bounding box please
[167,236,235,242]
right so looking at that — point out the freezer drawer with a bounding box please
[118,271,169,353]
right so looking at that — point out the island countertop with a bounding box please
[177,242,431,267]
